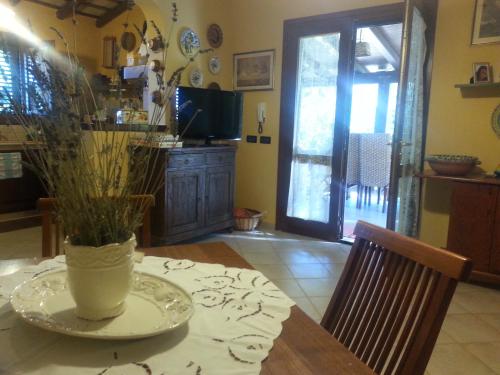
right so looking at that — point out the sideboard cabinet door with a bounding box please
[166,168,205,235]
[447,183,498,272]
[490,188,500,273]
[205,165,234,226]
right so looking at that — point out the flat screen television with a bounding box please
[176,86,243,143]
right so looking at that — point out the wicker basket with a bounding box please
[234,208,264,231]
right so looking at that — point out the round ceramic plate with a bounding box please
[189,68,203,88]
[10,270,194,340]
[179,28,201,58]
[209,56,221,74]
[492,104,500,138]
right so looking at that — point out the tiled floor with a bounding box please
[1,224,500,374]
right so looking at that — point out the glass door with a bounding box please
[276,17,353,241]
[387,0,438,236]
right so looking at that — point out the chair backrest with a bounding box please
[37,194,155,257]
[359,133,392,187]
[321,221,473,375]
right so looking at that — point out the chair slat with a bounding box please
[356,254,407,360]
[338,243,383,343]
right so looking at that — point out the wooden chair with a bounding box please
[37,194,155,257]
[321,221,473,375]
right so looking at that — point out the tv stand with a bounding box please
[149,146,235,245]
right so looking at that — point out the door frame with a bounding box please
[276,3,404,241]
[386,0,438,232]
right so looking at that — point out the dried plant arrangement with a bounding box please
[0,2,208,247]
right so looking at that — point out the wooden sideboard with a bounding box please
[149,146,235,245]
[420,172,500,284]
[0,146,45,214]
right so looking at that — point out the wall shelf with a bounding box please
[454,82,500,98]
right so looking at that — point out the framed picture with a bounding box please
[233,49,275,91]
[472,62,492,84]
[472,0,500,45]
[102,37,117,69]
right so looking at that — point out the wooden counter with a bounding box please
[419,171,500,285]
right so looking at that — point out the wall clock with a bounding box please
[207,24,223,49]
[179,28,201,58]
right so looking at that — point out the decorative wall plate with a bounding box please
[189,68,204,88]
[208,82,221,90]
[120,31,136,52]
[207,24,223,48]
[10,270,194,340]
[492,104,500,138]
[179,28,201,58]
[208,56,221,74]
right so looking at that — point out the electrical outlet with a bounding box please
[246,135,258,143]
[260,136,271,144]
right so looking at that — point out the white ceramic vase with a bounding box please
[64,234,136,321]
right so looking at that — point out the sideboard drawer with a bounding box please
[207,152,234,165]
[167,153,206,169]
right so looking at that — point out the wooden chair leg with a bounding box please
[141,207,152,248]
[377,188,381,205]
[41,212,52,258]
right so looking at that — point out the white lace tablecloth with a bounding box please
[0,256,295,375]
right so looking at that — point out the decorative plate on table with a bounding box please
[208,56,221,74]
[189,68,204,88]
[179,28,200,58]
[10,270,194,340]
[492,104,500,138]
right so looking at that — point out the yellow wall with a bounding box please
[419,0,500,247]
[229,0,402,224]
[97,6,145,78]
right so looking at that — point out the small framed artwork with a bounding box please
[473,62,492,84]
[233,49,275,91]
[102,37,117,69]
[472,0,500,45]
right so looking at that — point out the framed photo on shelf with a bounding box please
[472,0,500,45]
[233,49,275,91]
[472,62,492,84]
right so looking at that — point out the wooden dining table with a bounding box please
[0,241,373,375]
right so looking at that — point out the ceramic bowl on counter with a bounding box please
[425,154,481,176]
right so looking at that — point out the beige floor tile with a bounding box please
[464,342,500,374]
[452,290,500,314]
[275,249,320,264]
[293,297,321,321]
[312,249,350,263]
[478,314,500,332]
[426,344,495,375]
[447,300,469,314]
[270,279,306,298]
[288,263,330,278]
[243,252,282,265]
[236,238,275,253]
[436,330,456,344]
[321,262,346,278]
[309,296,332,317]
[296,278,337,297]
[252,264,293,280]
[442,314,500,343]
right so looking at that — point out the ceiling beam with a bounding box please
[96,1,133,28]
[369,26,400,70]
[57,0,85,20]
